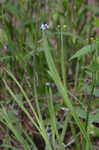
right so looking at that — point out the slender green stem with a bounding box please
[85,73,95,131]
[60,28,66,88]
[85,72,95,150]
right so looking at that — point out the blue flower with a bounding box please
[40,24,49,30]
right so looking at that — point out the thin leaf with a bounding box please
[70,42,99,60]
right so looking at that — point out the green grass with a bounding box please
[0,0,99,150]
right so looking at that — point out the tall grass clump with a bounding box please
[0,0,99,150]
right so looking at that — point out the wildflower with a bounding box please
[45,82,51,87]
[3,44,8,53]
[40,24,49,30]
[64,12,67,16]
[57,25,60,28]
[90,37,95,42]
[4,44,8,49]
[63,25,67,29]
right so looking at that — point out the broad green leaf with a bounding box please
[70,42,99,60]
[76,107,99,124]
[84,84,99,97]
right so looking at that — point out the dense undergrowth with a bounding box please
[0,0,99,150]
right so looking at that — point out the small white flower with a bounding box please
[4,45,8,49]
[64,12,67,16]
[40,24,49,30]
[45,82,51,86]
